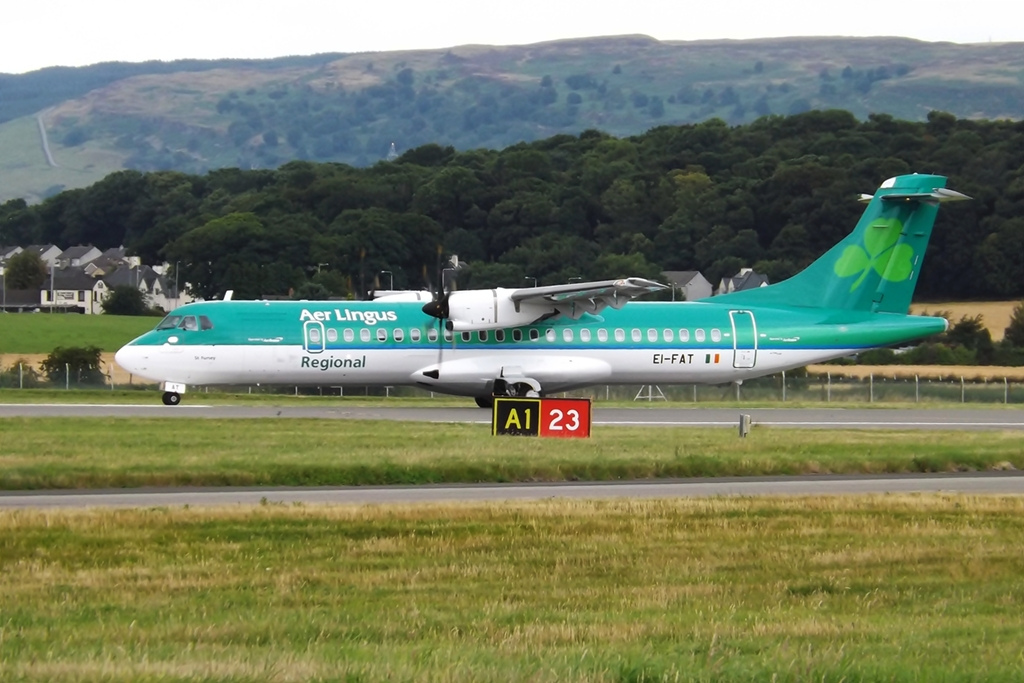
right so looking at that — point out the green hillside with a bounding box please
[3,36,1024,203]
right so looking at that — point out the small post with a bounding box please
[869,373,873,403]
[961,376,965,403]
[693,384,697,403]
[738,414,751,438]
[781,370,786,402]
[827,372,831,403]
[735,381,741,401]
[915,374,919,403]
[65,362,69,391]
[19,362,23,389]
[1005,377,1009,405]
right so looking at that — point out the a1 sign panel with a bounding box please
[492,398,591,438]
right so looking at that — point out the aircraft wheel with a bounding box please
[162,391,181,406]
[474,395,494,409]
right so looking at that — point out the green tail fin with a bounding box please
[709,174,969,313]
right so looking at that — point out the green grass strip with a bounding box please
[2,496,1023,680]
[1,417,1022,489]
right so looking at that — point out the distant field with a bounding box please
[911,300,1020,341]
[0,314,153,354]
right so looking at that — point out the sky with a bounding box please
[4,0,1022,74]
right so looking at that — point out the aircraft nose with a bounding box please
[114,344,140,374]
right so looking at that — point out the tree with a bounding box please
[1005,301,1024,348]
[4,250,47,289]
[102,285,149,316]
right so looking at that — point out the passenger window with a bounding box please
[614,329,625,342]
[513,329,523,342]
[377,328,388,342]
[695,329,706,343]
[495,330,505,342]
[461,331,472,343]
[529,329,539,342]
[598,329,608,342]
[647,329,657,342]
[444,329,453,342]
[199,315,214,331]
[327,328,338,343]
[563,328,573,342]
[580,329,591,342]
[360,329,370,342]
[308,328,321,343]
[479,331,488,342]
[344,329,354,343]
[631,329,641,342]
[410,328,421,342]
[394,328,404,342]
[711,328,722,342]
[679,329,689,342]
[663,329,673,342]
[545,329,556,342]
[427,328,438,343]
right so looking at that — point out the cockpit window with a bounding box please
[200,315,214,330]
[179,316,199,331]
[156,315,182,330]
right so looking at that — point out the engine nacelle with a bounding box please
[446,288,545,331]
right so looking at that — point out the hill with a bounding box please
[3,35,1024,203]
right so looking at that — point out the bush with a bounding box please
[0,358,44,388]
[40,346,106,386]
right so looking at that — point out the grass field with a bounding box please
[0,313,154,354]
[1,417,1022,489]
[2,496,1023,680]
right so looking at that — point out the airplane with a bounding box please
[115,173,968,407]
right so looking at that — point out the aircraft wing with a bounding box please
[508,277,667,320]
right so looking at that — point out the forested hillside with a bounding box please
[3,36,1024,203]
[1,110,1021,302]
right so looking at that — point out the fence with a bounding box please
[2,361,1023,405]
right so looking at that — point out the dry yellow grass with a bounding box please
[0,352,135,385]
[911,300,1020,341]
[807,364,1024,380]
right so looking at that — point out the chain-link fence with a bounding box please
[2,360,1023,404]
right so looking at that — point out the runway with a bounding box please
[2,403,1023,430]
[2,472,1023,509]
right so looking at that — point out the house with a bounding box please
[716,268,770,296]
[0,246,23,276]
[42,267,109,314]
[103,265,189,313]
[85,246,140,277]
[24,244,63,268]
[661,270,713,301]
[58,245,102,269]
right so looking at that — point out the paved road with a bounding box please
[2,403,1023,430]
[2,473,1023,509]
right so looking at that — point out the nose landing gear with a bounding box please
[161,391,182,406]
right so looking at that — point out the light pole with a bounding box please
[380,270,393,291]
[173,261,180,310]
[524,276,537,288]
[317,262,329,274]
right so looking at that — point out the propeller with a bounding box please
[421,254,460,322]
[421,252,461,375]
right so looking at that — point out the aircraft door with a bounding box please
[303,320,326,354]
[730,310,757,369]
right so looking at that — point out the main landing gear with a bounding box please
[162,392,181,406]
